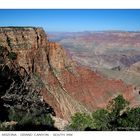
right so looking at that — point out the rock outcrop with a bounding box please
[129,61,140,74]
[0,27,138,120]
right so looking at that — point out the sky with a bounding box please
[0,9,140,32]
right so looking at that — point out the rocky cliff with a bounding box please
[0,27,139,120]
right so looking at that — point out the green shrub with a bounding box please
[68,112,93,131]
[8,52,17,60]
[8,108,32,125]
[33,114,54,126]
[68,95,140,131]
[107,95,129,115]
[117,107,140,130]
[1,76,55,130]
[7,37,12,48]
[8,108,54,127]
[92,109,110,130]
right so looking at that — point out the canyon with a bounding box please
[0,27,139,121]
[50,31,140,89]
[49,31,140,68]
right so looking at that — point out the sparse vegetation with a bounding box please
[7,36,13,48]
[92,109,110,130]
[67,112,93,131]
[0,44,4,54]
[0,45,56,130]
[1,75,55,130]
[8,52,17,60]
[33,73,45,88]
[67,95,140,131]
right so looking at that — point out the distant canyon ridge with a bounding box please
[49,31,140,69]
[49,31,140,88]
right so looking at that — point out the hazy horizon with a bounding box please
[0,26,140,33]
[1,26,140,32]
[0,9,140,32]
[47,30,140,33]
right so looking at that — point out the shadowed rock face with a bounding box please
[0,27,138,120]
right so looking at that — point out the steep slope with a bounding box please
[0,27,139,120]
[97,68,140,87]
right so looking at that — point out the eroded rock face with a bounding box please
[0,27,138,120]
[129,61,140,74]
[0,27,48,73]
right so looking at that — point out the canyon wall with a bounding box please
[0,27,138,120]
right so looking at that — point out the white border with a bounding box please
[0,0,140,140]
[0,131,140,140]
[0,0,140,9]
